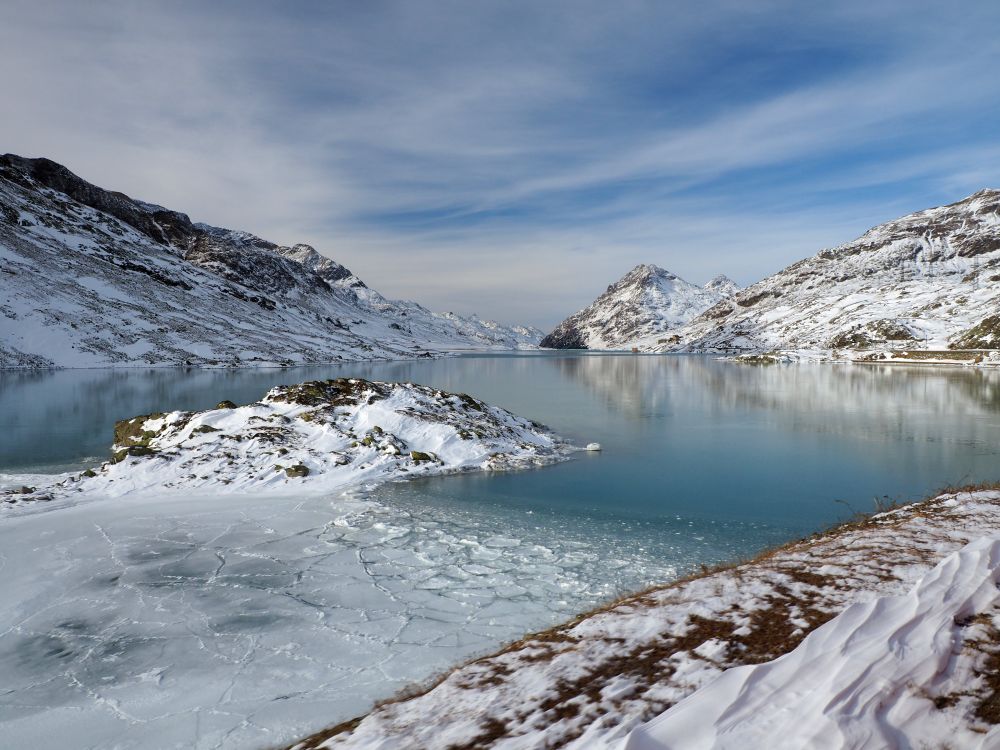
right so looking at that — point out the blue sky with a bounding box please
[4,0,1000,328]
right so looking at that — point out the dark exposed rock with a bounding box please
[0,154,197,247]
[539,325,589,349]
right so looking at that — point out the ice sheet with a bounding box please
[0,486,676,749]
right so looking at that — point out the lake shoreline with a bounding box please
[288,483,1000,749]
[724,347,1000,368]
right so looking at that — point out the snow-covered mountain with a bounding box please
[540,264,738,349]
[703,273,741,297]
[0,154,541,368]
[654,190,1000,353]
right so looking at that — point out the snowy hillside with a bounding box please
[0,155,541,368]
[540,264,738,349]
[627,534,1000,749]
[653,190,1000,353]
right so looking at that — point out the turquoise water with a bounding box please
[4,353,1000,569]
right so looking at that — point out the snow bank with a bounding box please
[626,535,1000,749]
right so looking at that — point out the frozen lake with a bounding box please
[4,353,1000,748]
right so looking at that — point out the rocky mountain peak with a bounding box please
[704,274,741,296]
[541,263,733,350]
[276,244,360,286]
[618,263,675,288]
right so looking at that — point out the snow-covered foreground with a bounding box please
[628,534,1000,749]
[293,489,1000,749]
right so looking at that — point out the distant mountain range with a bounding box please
[0,155,541,368]
[542,190,1000,354]
[6,153,998,367]
[540,264,739,349]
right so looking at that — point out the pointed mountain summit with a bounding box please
[540,264,736,349]
[660,189,1000,353]
[704,274,741,297]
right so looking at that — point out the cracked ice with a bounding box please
[0,485,677,749]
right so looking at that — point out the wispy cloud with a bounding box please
[3,0,999,327]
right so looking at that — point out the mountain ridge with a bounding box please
[0,154,541,368]
[650,189,1000,354]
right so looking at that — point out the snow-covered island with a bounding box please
[286,487,1000,749]
[1,377,568,512]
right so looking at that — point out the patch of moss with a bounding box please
[110,446,158,464]
[410,450,437,463]
[273,379,389,408]
[737,290,780,308]
[829,319,914,349]
[193,424,219,434]
[868,319,916,341]
[285,464,310,478]
[113,413,165,448]
[457,394,483,411]
[829,330,873,348]
[216,400,237,409]
[950,315,1000,349]
[81,468,97,478]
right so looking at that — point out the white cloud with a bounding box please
[2,0,999,328]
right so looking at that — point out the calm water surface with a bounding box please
[4,352,1000,566]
